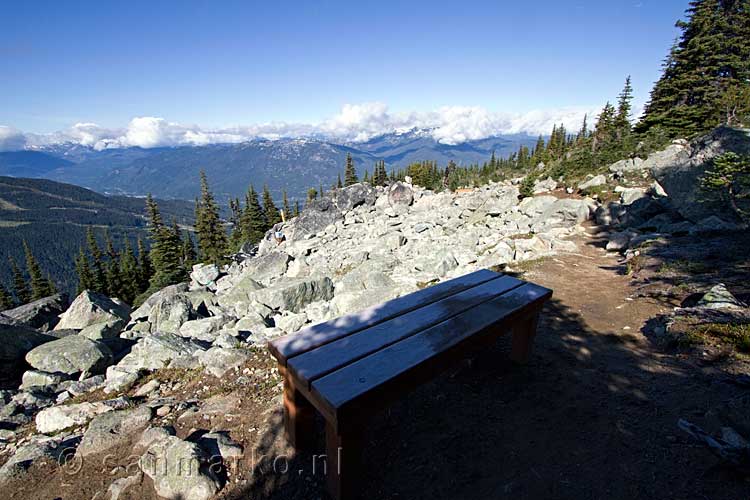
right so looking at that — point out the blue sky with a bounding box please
[0,0,688,146]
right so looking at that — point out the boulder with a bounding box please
[55,291,130,331]
[242,251,292,284]
[578,174,607,192]
[252,276,334,312]
[388,182,414,212]
[608,157,646,176]
[148,294,195,334]
[0,436,79,484]
[518,195,557,217]
[532,177,557,194]
[35,401,113,434]
[20,370,68,390]
[1,293,69,331]
[274,311,308,333]
[77,405,153,456]
[697,284,747,310]
[331,287,400,316]
[650,127,750,222]
[79,319,125,340]
[216,275,264,317]
[606,231,635,251]
[190,264,220,287]
[116,333,205,372]
[617,187,647,205]
[139,435,222,500]
[331,183,377,211]
[25,335,113,376]
[198,347,251,377]
[539,198,592,224]
[287,196,342,241]
[130,283,189,322]
[196,431,243,460]
[0,322,55,380]
[178,315,233,342]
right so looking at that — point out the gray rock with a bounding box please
[252,276,334,312]
[130,283,189,322]
[331,287,400,316]
[116,333,205,372]
[79,319,125,340]
[331,183,377,211]
[0,293,69,331]
[60,375,105,396]
[274,311,307,333]
[539,198,592,224]
[77,405,153,456]
[532,177,557,194]
[25,335,113,376]
[55,290,131,331]
[578,174,607,191]
[650,127,750,222]
[20,370,68,390]
[36,401,113,434]
[606,231,634,251]
[388,182,414,212]
[139,435,222,500]
[191,263,220,286]
[196,431,243,460]
[414,250,459,277]
[697,284,747,310]
[107,472,143,500]
[618,187,647,205]
[0,436,79,484]
[0,323,55,381]
[287,196,342,241]
[198,347,251,377]
[518,195,557,217]
[216,276,264,317]
[608,157,646,176]
[133,379,161,398]
[178,315,234,342]
[148,294,195,334]
[242,251,292,283]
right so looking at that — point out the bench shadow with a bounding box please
[228,294,748,500]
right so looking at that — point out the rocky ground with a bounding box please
[1,127,749,499]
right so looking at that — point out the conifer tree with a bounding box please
[282,191,291,220]
[86,227,107,294]
[136,237,152,292]
[194,171,228,265]
[262,185,282,229]
[75,247,93,293]
[104,230,122,298]
[240,184,267,244]
[337,173,343,189]
[23,240,52,300]
[344,153,358,186]
[145,197,185,290]
[615,76,634,134]
[9,256,30,305]
[294,200,300,217]
[306,187,318,204]
[118,239,139,304]
[182,230,197,269]
[0,283,13,310]
[363,170,369,182]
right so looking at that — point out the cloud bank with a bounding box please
[2,103,603,152]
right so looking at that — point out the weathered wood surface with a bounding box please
[268,268,500,363]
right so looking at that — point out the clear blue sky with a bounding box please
[1,0,688,133]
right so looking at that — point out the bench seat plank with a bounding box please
[311,282,552,421]
[268,269,501,364]
[288,275,524,386]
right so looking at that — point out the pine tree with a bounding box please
[194,171,228,265]
[136,237,152,293]
[700,151,750,222]
[118,239,139,305]
[637,0,750,136]
[104,230,122,298]
[262,185,282,229]
[182,230,197,269]
[615,75,634,134]
[146,198,185,290]
[239,184,267,244]
[75,247,93,294]
[0,283,13,310]
[23,240,52,300]
[282,191,291,220]
[337,173,343,189]
[344,153,358,186]
[306,187,318,204]
[363,170,369,182]
[86,227,107,294]
[593,102,617,151]
[294,200,300,217]
[9,257,30,305]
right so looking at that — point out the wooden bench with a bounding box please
[267,269,552,499]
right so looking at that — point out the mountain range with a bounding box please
[0,130,537,203]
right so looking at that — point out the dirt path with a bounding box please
[230,228,750,500]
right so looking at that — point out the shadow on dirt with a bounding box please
[227,294,749,500]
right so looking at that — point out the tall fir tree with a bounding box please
[86,227,107,294]
[239,184,267,244]
[293,200,300,217]
[23,240,52,300]
[182,230,197,269]
[637,0,750,136]
[9,256,30,305]
[615,76,634,134]
[0,283,13,310]
[75,247,93,294]
[145,197,185,290]
[337,173,343,189]
[344,153,358,186]
[118,239,139,304]
[104,230,122,298]
[194,171,228,265]
[136,237,152,293]
[262,185,282,229]
[282,191,291,220]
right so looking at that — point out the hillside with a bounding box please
[0,176,194,295]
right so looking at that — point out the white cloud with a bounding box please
[7,102,603,151]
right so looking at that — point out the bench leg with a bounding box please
[325,420,363,500]
[510,312,539,364]
[280,364,316,451]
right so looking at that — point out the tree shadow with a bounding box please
[227,293,749,499]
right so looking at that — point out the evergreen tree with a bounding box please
[344,153,358,186]
[337,173,343,189]
[146,198,185,290]
[372,160,388,186]
[182,230,197,269]
[638,0,750,136]
[0,283,13,310]
[75,247,93,294]
[136,237,152,292]
[239,184,267,244]
[118,239,139,304]
[294,200,300,217]
[86,227,107,294]
[282,190,291,220]
[307,187,318,203]
[23,240,52,300]
[9,257,30,305]
[700,151,750,222]
[104,230,122,298]
[194,171,228,265]
[615,75,634,134]
[262,185,282,229]
[363,170,369,182]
